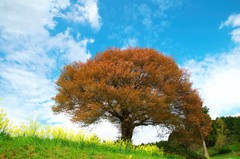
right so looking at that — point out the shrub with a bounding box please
[208,148,218,156]
[217,146,232,154]
[155,141,206,159]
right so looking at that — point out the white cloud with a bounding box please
[184,47,240,118]
[80,121,168,145]
[49,28,92,62]
[82,120,119,141]
[220,13,240,44]
[231,28,240,43]
[133,126,169,145]
[184,13,240,118]
[0,0,96,127]
[0,0,70,35]
[61,0,102,31]
[220,13,240,29]
[233,113,240,117]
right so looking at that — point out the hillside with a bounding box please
[0,134,184,159]
[0,109,183,159]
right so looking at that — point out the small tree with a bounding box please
[214,118,228,148]
[52,48,210,141]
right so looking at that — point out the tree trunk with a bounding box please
[198,124,210,159]
[202,139,210,159]
[120,119,134,141]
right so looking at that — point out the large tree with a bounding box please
[52,48,210,141]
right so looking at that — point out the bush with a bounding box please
[155,141,207,159]
[217,146,232,154]
[0,131,10,140]
[229,144,240,152]
[208,148,218,156]
[209,146,233,156]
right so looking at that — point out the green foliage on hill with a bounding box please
[205,116,240,158]
[206,116,240,147]
[155,141,207,159]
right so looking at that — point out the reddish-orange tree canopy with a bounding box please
[52,48,210,141]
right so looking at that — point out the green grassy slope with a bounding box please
[211,153,240,159]
[0,109,184,159]
[0,135,183,159]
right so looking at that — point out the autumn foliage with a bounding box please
[52,48,211,142]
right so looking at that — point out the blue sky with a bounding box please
[1,0,240,144]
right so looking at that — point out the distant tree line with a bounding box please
[206,116,240,147]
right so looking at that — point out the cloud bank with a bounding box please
[0,0,99,126]
[185,13,240,118]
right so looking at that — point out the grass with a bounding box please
[0,135,183,159]
[211,152,240,159]
[208,144,240,159]
[0,109,184,159]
